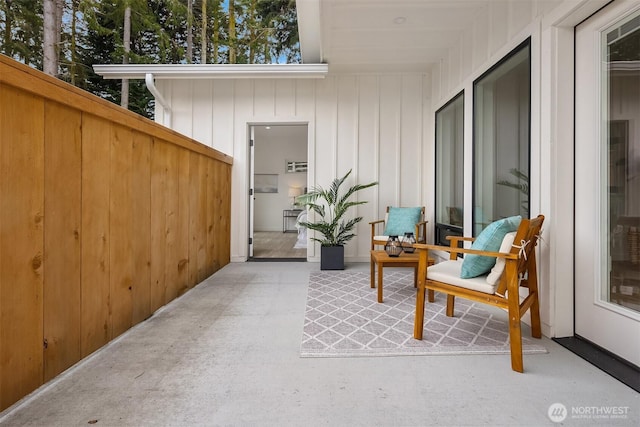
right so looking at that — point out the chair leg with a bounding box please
[508,313,524,373]
[527,263,542,339]
[506,271,524,372]
[414,283,426,339]
[370,254,375,289]
[445,294,455,317]
[529,291,542,339]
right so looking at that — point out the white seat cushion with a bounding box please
[427,260,497,294]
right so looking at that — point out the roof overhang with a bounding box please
[92,63,329,80]
[295,0,322,63]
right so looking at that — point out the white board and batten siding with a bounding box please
[426,0,609,338]
[155,73,432,262]
[149,0,628,344]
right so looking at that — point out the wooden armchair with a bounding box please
[413,215,545,372]
[369,206,428,250]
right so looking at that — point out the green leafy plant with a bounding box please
[296,169,377,246]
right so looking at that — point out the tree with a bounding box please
[256,0,299,63]
[186,0,192,62]
[66,0,79,84]
[43,0,62,75]
[1,0,301,118]
[246,0,256,63]
[228,0,236,63]
[120,2,130,108]
[200,0,206,63]
[78,0,154,116]
[2,0,43,68]
[210,0,225,63]
[147,0,187,63]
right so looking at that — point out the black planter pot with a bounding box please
[320,245,344,270]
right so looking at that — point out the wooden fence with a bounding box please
[0,55,233,411]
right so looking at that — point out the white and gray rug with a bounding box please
[301,270,548,357]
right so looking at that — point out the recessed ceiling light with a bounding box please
[394,16,406,25]
[265,126,271,130]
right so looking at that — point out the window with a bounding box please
[473,39,530,235]
[603,14,640,311]
[435,92,464,246]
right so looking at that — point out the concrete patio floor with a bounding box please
[1,262,638,426]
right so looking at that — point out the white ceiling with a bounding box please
[297,0,494,73]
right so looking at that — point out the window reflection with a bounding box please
[473,40,530,235]
[605,15,640,312]
[435,92,464,246]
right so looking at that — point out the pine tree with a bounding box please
[43,0,63,75]
[257,0,299,63]
[228,0,235,63]
[0,0,301,118]
[1,0,43,68]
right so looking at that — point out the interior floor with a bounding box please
[252,231,306,259]
[1,262,638,426]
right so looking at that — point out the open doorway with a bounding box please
[249,124,308,260]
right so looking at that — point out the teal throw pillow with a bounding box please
[383,207,422,236]
[460,215,522,279]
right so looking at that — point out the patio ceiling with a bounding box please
[95,1,503,80]
[297,0,494,72]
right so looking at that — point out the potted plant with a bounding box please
[296,169,377,270]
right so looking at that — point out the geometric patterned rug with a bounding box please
[301,270,548,357]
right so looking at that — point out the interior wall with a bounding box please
[253,125,307,232]
[157,73,431,263]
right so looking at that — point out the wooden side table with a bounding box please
[370,250,435,303]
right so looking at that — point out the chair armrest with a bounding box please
[444,236,475,258]
[370,219,385,250]
[415,220,428,243]
[446,236,475,243]
[413,243,519,260]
